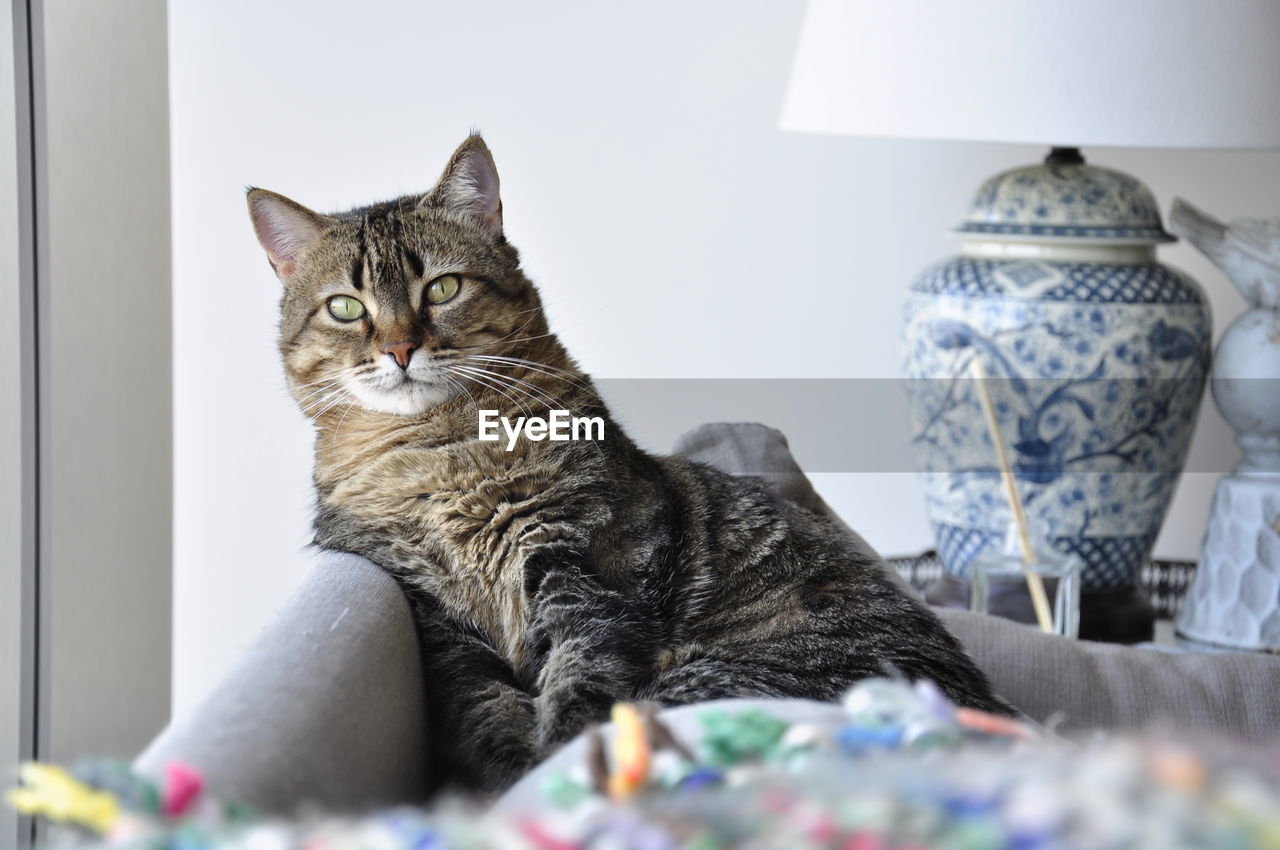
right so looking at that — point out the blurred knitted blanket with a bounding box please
[12,676,1280,850]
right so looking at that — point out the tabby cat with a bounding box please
[248,135,1011,792]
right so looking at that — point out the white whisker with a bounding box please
[451,364,549,409]
[310,387,355,420]
[439,373,479,413]
[447,365,537,419]
[458,363,573,412]
[463,354,594,396]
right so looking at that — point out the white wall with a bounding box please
[170,0,1279,715]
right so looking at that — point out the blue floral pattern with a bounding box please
[912,258,1203,304]
[956,163,1174,243]
[903,258,1210,588]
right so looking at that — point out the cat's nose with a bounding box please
[381,340,417,369]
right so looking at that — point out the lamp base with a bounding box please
[925,573,1155,644]
[905,148,1208,638]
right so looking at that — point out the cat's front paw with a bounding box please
[531,567,615,642]
[534,566,601,609]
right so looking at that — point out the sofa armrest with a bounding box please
[134,551,432,814]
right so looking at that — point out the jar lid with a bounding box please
[954,156,1175,246]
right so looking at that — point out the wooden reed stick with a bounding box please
[968,358,1055,634]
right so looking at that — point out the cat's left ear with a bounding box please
[421,134,503,235]
[247,188,330,284]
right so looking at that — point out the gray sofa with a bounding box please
[136,424,1280,815]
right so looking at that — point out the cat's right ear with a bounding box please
[420,134,503,235]
[247,188,329,283]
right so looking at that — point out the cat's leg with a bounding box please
[636,643,886,705]
[533,635,634,752]
[818,584,1018,716]
[411,595,538,793]
[526,561,653,754]
[877,643,1018,717]
[639,639,1015,717]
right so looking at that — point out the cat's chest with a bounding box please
[319,440,599,665]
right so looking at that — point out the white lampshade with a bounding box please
[781,0,1280,150]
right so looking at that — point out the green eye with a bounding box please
[425,274,461,305]
[327,295,366,322]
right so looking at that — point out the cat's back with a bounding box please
[643,454,966,699]
[651,454,891,599]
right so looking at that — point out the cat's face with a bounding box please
[248,135,546,417]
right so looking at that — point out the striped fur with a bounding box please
[248,135,1012,793]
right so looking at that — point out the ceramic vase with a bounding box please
[902,153,1211,641]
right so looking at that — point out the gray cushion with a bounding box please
[937,606,1280,739]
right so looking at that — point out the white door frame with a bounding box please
[2,1,37,846]
[5,2,172,845]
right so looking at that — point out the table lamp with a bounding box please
[781,0,1280,642]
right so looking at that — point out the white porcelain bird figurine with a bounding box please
[1171,197,1280,652]
[1170,198,1280,309]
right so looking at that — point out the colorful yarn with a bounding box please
[606,703,652,801]
[8,678,1280,849]
[162,762,204,818]
[6,763,120,834]
[697,708,788,767]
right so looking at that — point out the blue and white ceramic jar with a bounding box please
[902,152,1211,630]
